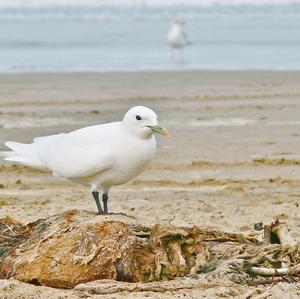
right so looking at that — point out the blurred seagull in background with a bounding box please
[0,106,169,215]
[167,19,191,60]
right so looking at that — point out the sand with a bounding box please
[0,71,300,298]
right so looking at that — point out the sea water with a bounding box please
[0,0,300,72]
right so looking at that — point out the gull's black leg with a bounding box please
[92,191,103,214]
[102,193,109,214]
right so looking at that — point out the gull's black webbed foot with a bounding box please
[102,193,108,214]
[92,191,103,214]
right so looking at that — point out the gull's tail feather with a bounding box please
[2,141,47,170]
[0,151,16,158]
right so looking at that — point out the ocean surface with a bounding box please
[0,0,300,72]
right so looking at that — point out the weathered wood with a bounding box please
[0,210,298,290]
[0,210,211,288]
[262,220,296,246]
[271,221,297,246]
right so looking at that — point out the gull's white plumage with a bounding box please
[167,21,190,49]
[0,106,168,214]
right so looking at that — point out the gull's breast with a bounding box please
[96,135,156,188]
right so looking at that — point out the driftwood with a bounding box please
[0,210,299,290]
[237,220,300,284]
[0,210,213,288]
[263,220,296,246]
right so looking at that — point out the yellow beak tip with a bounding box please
[163,130,170,137]
[148,125,169,137]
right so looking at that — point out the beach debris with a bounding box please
[253,222,263,231]
[0,210,299,290]
[262,219,297,246]
[0,210,210,288]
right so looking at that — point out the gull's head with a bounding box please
[122,106,169,139]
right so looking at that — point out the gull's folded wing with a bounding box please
[37,123,119,178]
[4,123,119,179]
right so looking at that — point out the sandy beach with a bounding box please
[1,70,300,298]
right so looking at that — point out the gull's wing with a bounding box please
[5,122,120,179]
[38,122,120,178]
[40,144,114,179]
[4,133,66,170]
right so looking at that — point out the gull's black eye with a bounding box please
[136,115,142,121]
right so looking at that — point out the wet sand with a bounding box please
[0,71,300,298]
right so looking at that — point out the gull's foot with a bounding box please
[102,193,109,214]
[92,191,104,214]
[93,212,136,219]
[105,212,136,219]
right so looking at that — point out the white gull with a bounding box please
[0,106,169,214]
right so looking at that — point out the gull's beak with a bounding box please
[147,125,169,136]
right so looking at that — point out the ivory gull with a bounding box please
[0,106,169,214]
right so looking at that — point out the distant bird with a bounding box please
[0,106,169,214]
[167,20,191,59]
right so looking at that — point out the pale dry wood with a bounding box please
[0,210,299,290]
[272,222,297,246]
